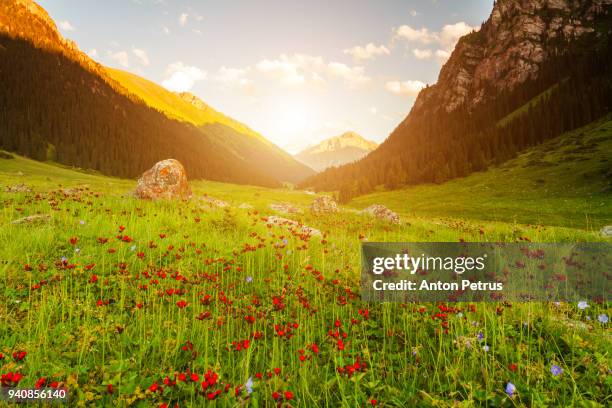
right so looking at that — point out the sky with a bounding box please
[38,0,493,154]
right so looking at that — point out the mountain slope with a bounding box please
[302,0,612,199]
[105,68,314,183]
[0,0,312,185]
[294,132,377,172]
[350,116,612,228]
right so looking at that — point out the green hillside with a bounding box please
[349,116,612,229]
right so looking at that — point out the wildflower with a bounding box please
[477,332,484,341]
[245,377,253,394]
[550,365,562,376]
[577,301,588,310]
[272,391,280,401]
[284,391,294,400]
[79,220,85,225]
[176,300,188,309]
[483,345,490,352]
[505,382,516,397]
[107,384,113,394]
[246,276,253,283]
[370,399,378,406]
[598,314,608,324]
[509,363,518,372]
[130,245,136,251]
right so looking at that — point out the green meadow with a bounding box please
[0,118,610,407]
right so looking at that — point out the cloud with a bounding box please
[435,49,451,61]
[394,21,476,60]
[385,80,426,97]
[59,20,75,31]
[213,66,255,94]
[327,62,370,87]
[370,106,378,115]
[179,13,188,26]
[256,54,325,86]
[107,50,129,68]
[195,15,204,21]
[343,43,390,61]
[132,48,150,66]
[409,9,419,17]
[87,49,98,58]
[162,26,170,35]
[162,62,207,92]
[412,48,433,59]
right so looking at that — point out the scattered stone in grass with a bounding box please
[269,202,301,214]
[238,203,254,209]
[310,196,339,214]
[4,183,32,193]
[601,225,612,237]
[362,204,400,224]
[135,159,192,200]
[200,195,229,208]
[0,151,14,159]
[12,214,51,224]
[265,215,321,236]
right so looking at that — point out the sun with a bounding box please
[276,105,312,135]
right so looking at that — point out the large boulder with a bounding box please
[135,159,192,200]
[310,196,339,214]
[269,202,301,214]
[362,204,400,224]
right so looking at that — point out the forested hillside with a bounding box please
[302,0,612,200]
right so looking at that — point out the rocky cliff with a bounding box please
[413,0,611,115]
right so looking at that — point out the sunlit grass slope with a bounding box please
[350,116,612,230]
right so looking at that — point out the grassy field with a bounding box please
[0,136,610,407]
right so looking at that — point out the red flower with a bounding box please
[69,237,78,245]
[89,275,98,283]
[107,384,113,394]
[509,363,518,372]
[190,373,199,382]
[284,391,294,400]
[176,300,188,309]
[35,377,46,389]
[12,351,27,361]
[370,398,378,406]
[272,391,280,401]
[149,382,160,392]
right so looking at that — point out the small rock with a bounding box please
[239,203,254,209]
[135,159,192,200]
[265,215,321,236]
[200,195,229,208]
[310,196,339,214]
[4,183,31,193]
[12,214,51,224]
[601,226,612,237]
[269,202,301,214]
[362,204,400,224]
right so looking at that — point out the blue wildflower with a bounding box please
[245,377,253,394]
[505,382,516,397]
[550,365,562,376]
[246,276,253,283]
[577,301,588,310]
[598,314,608,324]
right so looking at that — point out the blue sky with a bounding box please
[38,0,492,153]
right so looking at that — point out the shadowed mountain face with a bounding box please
[302,0,612,199]
[0,0,314,185]
[294,132,377,172]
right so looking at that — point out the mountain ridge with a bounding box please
[294,132,377,172]
[0,0,314,185]
[301,0,612,199]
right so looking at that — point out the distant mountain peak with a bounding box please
[295,132,378,172]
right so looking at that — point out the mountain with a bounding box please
[104,68,314,183]
[0,0,313,186]
[301,0,612,200]
[294,132,378,172]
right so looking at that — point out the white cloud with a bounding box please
[256,54,325,86]
[412,48,433,59]
[327,62,370,87]
[343,43,390,61]
[370,106,378,115]
[195,15,204,21]
[179,13,188,26]
[59,21,75,32]
[395,25,435,43]
[409,9,419,17]
[192,29,202,35]
[87,49,98,58]
[162,26,170,35]
[162,62,207,92]
[385,80,426,97]
[107,50,129,68]
[132,48,150,66]
[395,21,476,60]
[213,66,256,94]
[435,49,451,61]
